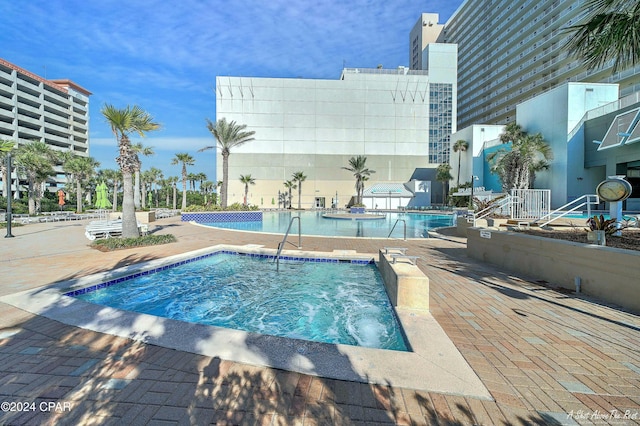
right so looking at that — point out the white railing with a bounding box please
[510,189,551,220]
[469,195,516,226]
[534,194,599,228]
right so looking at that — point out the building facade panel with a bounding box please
[216,65,457,208]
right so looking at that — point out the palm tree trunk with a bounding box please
[457,152,462,187]
[112,182,118,212]
[181,174,187,210]
[1,165,7,198]
[298,184,302,209]
[221,153,229,209]
[134,170,141,210]
[76,180,83,213]
[121,171,139,238]
[172,184,177,209]
[28,178,36,215]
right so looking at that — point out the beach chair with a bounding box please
[84,220,123,240]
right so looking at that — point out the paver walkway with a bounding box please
[1,216,639,425]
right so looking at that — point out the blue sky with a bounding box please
[1,0,461,184]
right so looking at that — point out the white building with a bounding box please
[0,58,91,194]
[215,52,457,209]
[413,1,640,130]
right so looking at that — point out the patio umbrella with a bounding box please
[95,181,112,209]
[57,189,65,210]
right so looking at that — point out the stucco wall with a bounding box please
[466,228,640,313]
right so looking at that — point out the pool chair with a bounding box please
[84,220,123,240]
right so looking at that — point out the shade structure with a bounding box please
[95,181,112,209]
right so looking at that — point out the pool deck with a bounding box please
[1,216,639,425]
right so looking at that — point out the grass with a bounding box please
[0,222,24,228]
[91,234,177,251]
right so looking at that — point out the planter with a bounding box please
[350,207,366,214]
[587,230,606,246]
[181,211,262,223]
[467,228,640,313]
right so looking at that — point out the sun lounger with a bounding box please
[84,220,123,240]
[84,220,149,240]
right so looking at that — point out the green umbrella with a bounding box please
[95,181,112,209]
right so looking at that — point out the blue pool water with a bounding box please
[204,211,453,238]
[71,252,409,351]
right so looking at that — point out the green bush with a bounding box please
[91,234,177,251]
[182,202,259,212]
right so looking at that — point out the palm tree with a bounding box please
[100,168,121,212]
[239,174,256,206]
[292,171,307,210]
[565,0,640,73]
[436,163,454,206]
[14,140,59,215]
[187,172,198,191]
[283,180,296,209]
[131,142,154,210]
[1,139,16,198]
[194,172,207,193]
[140,169,152,209]
[63,155,100,213]
[147,167,164,208]
[488,125,553,191]
[201,180,214,205]
[171,153,195,210]
[200,118,256,209]
[453,140,469,187]
[342,155,375,206]
[101,104,160,238]
[166,176,179,209]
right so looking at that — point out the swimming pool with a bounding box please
[68,251,408,351]
[203,211,454,238]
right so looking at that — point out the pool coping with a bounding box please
[0,244,491,399]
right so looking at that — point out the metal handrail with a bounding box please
[387,219,407,240]
[274,216,302,272]
[535,194,599,227]
[470,195,517,226]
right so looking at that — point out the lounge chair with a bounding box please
[84,220,123,240]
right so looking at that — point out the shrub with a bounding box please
[181,203,259,212]
[586,215,621,236]
[91,234,177,251]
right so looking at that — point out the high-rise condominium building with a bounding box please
[412,0,640,130]
[0,58,91,192]
[215,50,457,209]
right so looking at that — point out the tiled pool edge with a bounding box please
[63,248,373,298]
[0,244,492,399]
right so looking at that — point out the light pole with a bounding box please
[5,152,14,238]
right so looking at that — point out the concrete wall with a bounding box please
[466,228,640,313]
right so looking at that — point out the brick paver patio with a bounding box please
[1,216,638,425]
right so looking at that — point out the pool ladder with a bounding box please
[274,216,302,272]
[387,219,407,240]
